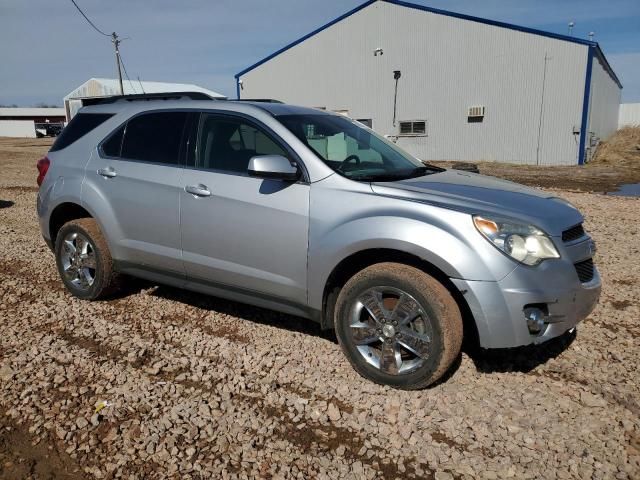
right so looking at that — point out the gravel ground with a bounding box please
[0,138,639,479]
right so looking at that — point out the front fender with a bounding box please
[307,179,518,311]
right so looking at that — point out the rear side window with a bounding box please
[50,113,113,152]
[121,112,187,165]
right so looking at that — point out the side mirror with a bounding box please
[248,155,299,181]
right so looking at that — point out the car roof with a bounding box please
[238,101,328,117]
[79,98,330,118]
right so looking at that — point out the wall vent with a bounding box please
[468,105,486,118]
[399,120,427,136]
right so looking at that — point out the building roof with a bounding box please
[0,107,66,118]
[64,78,226,100]
[235,0,621,89]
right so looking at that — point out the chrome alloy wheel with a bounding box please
[59,231,97,290]
[349,286,433,375]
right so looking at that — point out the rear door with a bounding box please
[84,110,190,275]
[180,112,310,305]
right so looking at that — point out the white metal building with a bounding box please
[63,78,226,120]
[236,0,622,165]
[0,108,66,138]
[618,103,640,127]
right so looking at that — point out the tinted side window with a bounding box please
[50,113,113,152]
[121,112,187,165]
[196,114,287,173]
[101,125,124,157]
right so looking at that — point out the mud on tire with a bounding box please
[334,262,463,389]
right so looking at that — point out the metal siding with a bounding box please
[618,103,640,127]
[240,1,589,165]
[586,56,622,150]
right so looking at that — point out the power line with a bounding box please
[68,0,110,37]
[118,51,137,94]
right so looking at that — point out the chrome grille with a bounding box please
[562,224,585,242]
[574,258,594,283]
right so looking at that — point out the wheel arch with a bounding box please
[49,202,93,246]
[320,248,479,348]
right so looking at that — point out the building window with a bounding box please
[356,119,373,128]
[398,120,426,136]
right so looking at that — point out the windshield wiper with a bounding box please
[347,166,437,182]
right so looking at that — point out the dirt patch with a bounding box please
[200,324,250,344]
[431,430,465,451]
[0,409,86,480]
[58,331,125,364]
[237,394,426,479]
[2,186,39,193]
[431,128,640,193]
[612,279,636,286]
[281,383,355,415]
[432,160,640,193]
[610,300,632,310]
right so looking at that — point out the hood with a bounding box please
[371,169,583,236]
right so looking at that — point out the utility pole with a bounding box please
[111,32,124,95]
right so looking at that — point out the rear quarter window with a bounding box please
[50,113,113,152]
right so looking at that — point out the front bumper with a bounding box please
[452,241,601,349]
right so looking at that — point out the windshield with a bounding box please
[277,114,442,181]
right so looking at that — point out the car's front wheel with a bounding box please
[55,218,120,300]
[334,262,463,389]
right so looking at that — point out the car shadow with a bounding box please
[465,328,576,374]
[0,200,14,209]
[148,283,338,343]
[106,278,573,379]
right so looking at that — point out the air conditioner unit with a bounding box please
[468,105,486,118]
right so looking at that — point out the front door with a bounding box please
[180,112,309,305]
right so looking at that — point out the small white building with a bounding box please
[618,103,640,128]
[0,108,66,138]
[63,78,226,120]
[236,0,622,165]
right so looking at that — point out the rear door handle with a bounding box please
[185,184,211,197]
[97,167,117,178]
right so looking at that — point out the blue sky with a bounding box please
[1,0,639,106]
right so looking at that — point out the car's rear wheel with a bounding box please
[55,218,120,300]
[334,262,463,389]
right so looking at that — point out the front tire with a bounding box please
[54,218,120,300]
[334,263,463,389]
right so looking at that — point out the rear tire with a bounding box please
[54,218,120,300]
[334,262,463,389]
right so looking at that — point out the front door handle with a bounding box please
[185,184,211,197]
[97,167,117,178]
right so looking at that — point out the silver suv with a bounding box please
[37,93,601,389]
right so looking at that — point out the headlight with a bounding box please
[473,215,560,266]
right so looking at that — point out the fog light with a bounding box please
[524,307,545,334]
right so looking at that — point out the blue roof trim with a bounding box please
[235,0,376,79]
[235,0,621,89]
[386,0,622,89]
[593,45,622,89]
[578,46,594,166]
[386,0,594,46]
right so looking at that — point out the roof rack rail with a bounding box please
[232,98,284,104]
[83,92,217,106]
